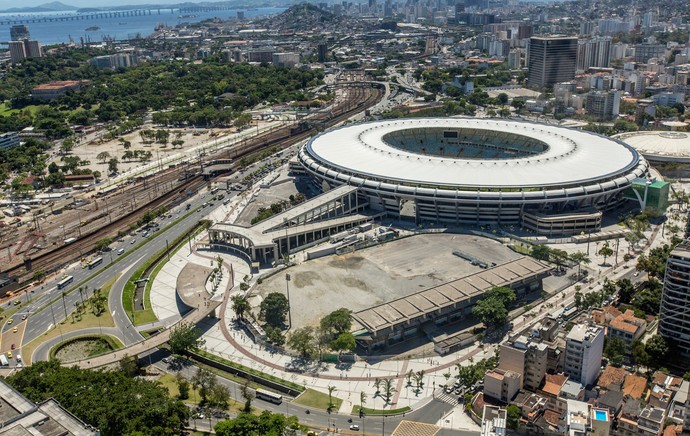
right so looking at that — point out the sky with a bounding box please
[0,0,186,9]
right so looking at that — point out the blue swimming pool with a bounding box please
[594,410,608,421]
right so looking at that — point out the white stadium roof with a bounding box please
[306,118,641,188]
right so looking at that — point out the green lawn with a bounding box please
[293,388,343,410]
[351,405,411,416]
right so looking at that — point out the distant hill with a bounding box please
[1,2,76,13]
[259,3,335,31]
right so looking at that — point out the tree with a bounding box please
[472,287,516,328]
[383,378,396,404]
[604,336,626,367]
[632,339,650,368]
[497,93,509,104]
[287,327,316,358]
[645,335,669,368]
[95,237,113,252]
[617,278,636,304]
[506,405,521,430]
[265,326,286,347]
[569,251,591,278]
[598,241,614,266]
[191,367,216,403]
[231,295,250,320]
[320,308,352,338]
[531,244,551,261]
[108,157,119,174]
[168,322,205,355]
[6,360,189,436]
[327,385,337,411]
[176,373,190,400]
[259,292,289,328]
[96,151,111,163]
[550,248,569,271]
[209,383,231,408]
[119,355,139,376]
[329,332,356,353]
[215,410,299,436]
[240,381,254,412]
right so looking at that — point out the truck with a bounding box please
[330,231,350,244]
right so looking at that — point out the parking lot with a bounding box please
[251,233,521,329]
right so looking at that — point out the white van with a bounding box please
[15,354,21,363]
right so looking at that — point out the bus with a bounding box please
[255,389,283,404]
[0,355,8,366]
[88,257,103,269]
[57,276,74,289]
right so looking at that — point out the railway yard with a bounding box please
[0,81,382,294]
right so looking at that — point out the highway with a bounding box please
[10,188,231,364]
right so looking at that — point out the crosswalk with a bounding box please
[435,390,460,405]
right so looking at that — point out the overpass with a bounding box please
[61,256,233,369]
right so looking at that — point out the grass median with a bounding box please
[351,405,411,416]
[293,388,343,410]
[23,275,119,364]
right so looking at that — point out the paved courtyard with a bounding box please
[252,234,521,329]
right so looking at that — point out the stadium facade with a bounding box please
[297,118,649,235]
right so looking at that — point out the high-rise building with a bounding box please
[527,36,577,88]
[8,39,43,63]
[579,21,595,36]
[9,25,30,41]
[507,50,521,68]
[585,90,621,121]
[564,324,604,386]
[317,43,328,63]
[659,244,690,356]
[577,37,612,71]
[634,43,666,63]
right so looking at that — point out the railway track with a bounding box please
[1,83,382,286]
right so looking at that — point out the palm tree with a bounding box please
[61,292,68,319]
[569,251,590,278]
[327,385,337,410]
[231,295,250,320]
[360,391,367,412]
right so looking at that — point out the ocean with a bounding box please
[0,7,286,45]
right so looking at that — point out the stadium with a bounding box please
[297,118,650,235]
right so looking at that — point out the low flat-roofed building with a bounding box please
[484,369,521,403]
[566,399,591,436]
[0,379,97,435]
[31,80,84,101]
[0,132,19,150]
[638,405,666,436]
[353,256,552,350]
[481,405,507,436]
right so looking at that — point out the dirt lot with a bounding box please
[252,233,521,329]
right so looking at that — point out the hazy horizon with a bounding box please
[0,0,196,9]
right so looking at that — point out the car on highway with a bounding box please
[13,300,19,306]
[15,354,21,363]
[131,239,136,244]
[349,425,359,431]
[117,248,125,255]
[21,315,26,320]
[7,319,13,325]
